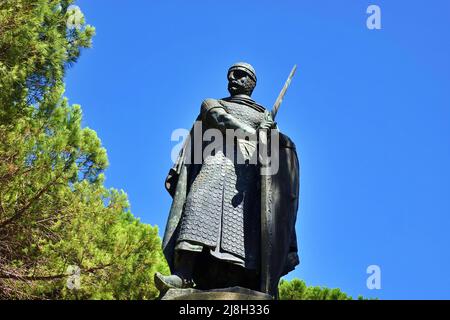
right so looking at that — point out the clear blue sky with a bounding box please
[65,0,450,299]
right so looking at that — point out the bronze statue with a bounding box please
[155,62,300,298]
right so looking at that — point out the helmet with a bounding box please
[227,62,257,83]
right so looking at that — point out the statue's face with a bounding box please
[227,69,256,96]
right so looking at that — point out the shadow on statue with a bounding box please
[192,248,260,291]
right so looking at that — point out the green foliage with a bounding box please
[0,0,366,301]
[279,279,354,300]
[0,0,168,299]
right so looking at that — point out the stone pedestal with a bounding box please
[159,286,273,300]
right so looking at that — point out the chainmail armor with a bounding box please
[177,99,264,267]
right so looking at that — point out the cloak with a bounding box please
[162,110,300,298]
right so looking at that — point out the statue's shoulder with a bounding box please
[201,98,219,106]
[220,96,266,113]
[200,98,223,114]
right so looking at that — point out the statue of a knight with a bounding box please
[155,62,300,298]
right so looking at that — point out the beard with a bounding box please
[228,78,255,96]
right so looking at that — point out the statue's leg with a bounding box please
[155,249,199,291]
[173,249,197,283]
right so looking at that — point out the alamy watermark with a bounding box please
[66,265,81,290]
[171,122,280,175]
[366,5,382,30]
[66,5,84,30]
[366,265,381,290]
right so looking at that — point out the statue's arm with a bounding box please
[201,98,256,135]
[165,168,178,198]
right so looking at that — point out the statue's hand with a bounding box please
[258,111,276,130]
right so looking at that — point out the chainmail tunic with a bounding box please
[176,99,265,269]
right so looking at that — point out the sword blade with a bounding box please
[271,64,297,120]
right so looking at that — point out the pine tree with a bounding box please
[279,279,354,300]
[0,0,168,299]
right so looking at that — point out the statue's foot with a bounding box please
[154,272,194,292]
